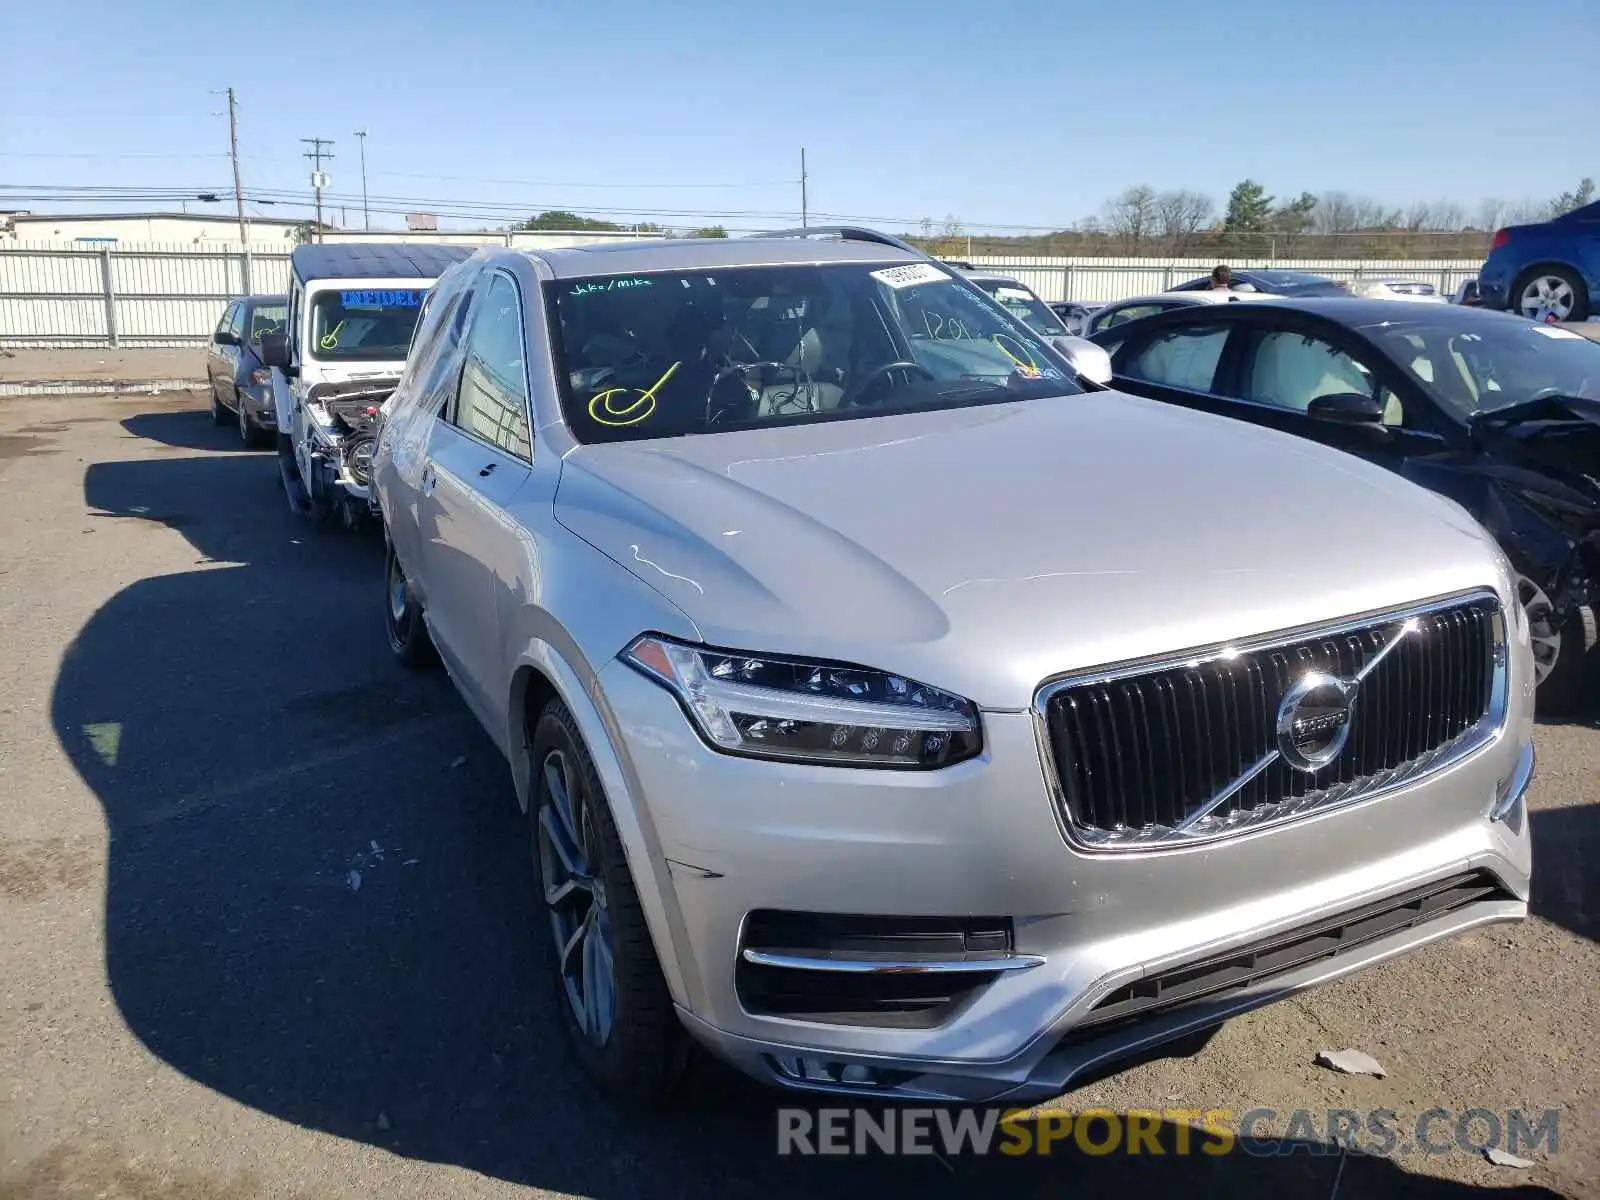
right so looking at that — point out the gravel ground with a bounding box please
[0,348,207,386]
[0,391,1595,1200]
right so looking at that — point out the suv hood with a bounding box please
[553,394,1503,708]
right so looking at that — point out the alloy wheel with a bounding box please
[387,552,409,627]
[1515,573,1561,686]
[1518,275,1576,322]
[537,748,616,1047]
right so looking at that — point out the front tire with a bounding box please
[531,700,684,1101]
[1512,265,1589,322]
[237,399,266,448]
[384,539,436,668]
[1516,571,1593,715]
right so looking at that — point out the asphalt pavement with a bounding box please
[0,391,1595,1199]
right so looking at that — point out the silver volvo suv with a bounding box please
[371,228,1536,1104]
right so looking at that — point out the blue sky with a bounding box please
[1,0,1592,233]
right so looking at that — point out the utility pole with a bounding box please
[226,88,247,245]
[800,147,808,228]
[301,137,334,242]
[353,129,370,231]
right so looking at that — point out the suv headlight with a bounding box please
[623,636,981,768]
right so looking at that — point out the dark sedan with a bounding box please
[1089,298,1600,712]
[1477,199,1600,322]
[1168,268,1353,298]
[206,294,287,447]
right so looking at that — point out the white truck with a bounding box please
[259,243,476,528]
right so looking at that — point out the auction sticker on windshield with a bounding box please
[871,263,949,290]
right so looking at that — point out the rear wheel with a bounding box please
[1516,571,1593,715]
[384,539,436,668]
[209,383,228,425]
[1512,266,1589,322]
[531,700,685,1101]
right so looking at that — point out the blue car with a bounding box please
[1477,200,1600,323]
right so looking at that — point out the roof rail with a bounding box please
[747,225,926,257]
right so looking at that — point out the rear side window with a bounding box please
[215,302,239,338]
[1123,323,1230,393]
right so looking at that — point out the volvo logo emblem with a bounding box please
[1275,672,1357,772]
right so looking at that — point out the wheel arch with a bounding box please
[507,638,702,1013]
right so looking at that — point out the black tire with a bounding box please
[384,538,437,668]
[530,699,685,1102]
[1510,264,1590,322]
[209,383,229,425]
[1514,569,1594,716]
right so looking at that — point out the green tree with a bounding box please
[1224,180,1274,235]
[687,225,729,238]
[519,210,623,232]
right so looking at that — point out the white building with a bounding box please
[1,211,674,250]
[0,211,305,246]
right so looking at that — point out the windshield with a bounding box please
[1365,316,1600,416]
[309,287,428,361]
[247,303,285,344]
[968,279,1065,337]
[548,262,1080,444]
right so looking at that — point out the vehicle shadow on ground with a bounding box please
[120,406,260,452]
[47,409,1562,1198]
[1529,800,1599,944]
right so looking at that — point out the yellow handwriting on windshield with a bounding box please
[319,320,346,351]
[992,333,1041,379]
[589,361,681,427]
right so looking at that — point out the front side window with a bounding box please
[216,303,239,338]
[1123,323,1230,392]
[1239,330,1375,413]
[309,286,429,361]
[452,274,531,460]
[548,262,1079,444]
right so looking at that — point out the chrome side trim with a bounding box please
[740,949,1045,975]
[1033,589,1508,854]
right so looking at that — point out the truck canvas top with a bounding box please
[289,243,477,283]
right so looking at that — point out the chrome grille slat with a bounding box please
[1038,594,1504,850]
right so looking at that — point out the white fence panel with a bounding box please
[0,243,1486,347]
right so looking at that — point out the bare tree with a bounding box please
[1102,185,1159,253]
[1313,192,1361,235]
[1154,190,1214,254]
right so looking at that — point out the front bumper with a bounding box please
[240,384,277,425]
[596,644,1536,1103]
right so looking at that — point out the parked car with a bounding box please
[206,293,287,446]
[1477,199,1600,322]
[1049,299,1105,335]
[258,243,476,530]
[1083,289,1252,336]
[1452,278,1483,306]
[952,270,1111,376]
[1168,268,1350,297]
[1088,298,1599,711]
[1351,278,1448,304]
[371,226,1533,1104]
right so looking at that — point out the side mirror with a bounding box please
[259,332,292,369]
[1307,391,1385,425]
[213,329,239,346]
[1050,335,1113,386]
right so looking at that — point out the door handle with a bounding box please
[478,462,497,478]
